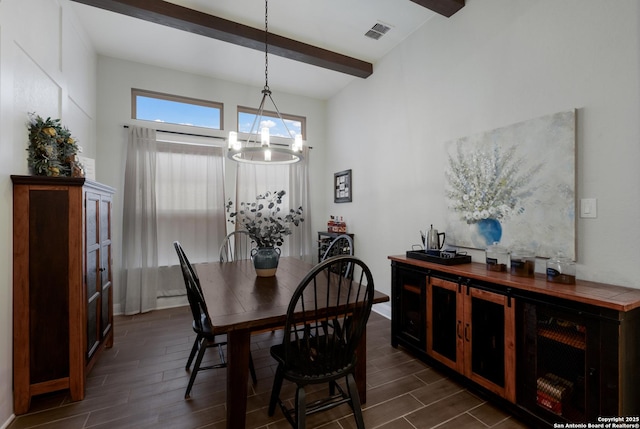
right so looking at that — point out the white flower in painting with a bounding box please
[445,142,542,224]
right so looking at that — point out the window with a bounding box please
[132,89,223,130]
[238,106,306,139]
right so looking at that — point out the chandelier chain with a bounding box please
[225,0,303,164]
[264,0,269,91]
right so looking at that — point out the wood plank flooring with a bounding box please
[7,306,529,428]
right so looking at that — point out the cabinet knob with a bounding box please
[99,267,106,272]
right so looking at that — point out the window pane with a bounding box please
[238,108,305,139]
[133,89,222,130]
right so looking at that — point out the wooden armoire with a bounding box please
[11,175,115,414]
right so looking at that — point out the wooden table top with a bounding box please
[389,255,640,312]
[196,257,390,334]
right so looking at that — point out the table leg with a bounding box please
[226,329,250,429]
[355,329,367,403]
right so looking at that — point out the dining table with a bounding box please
[194,256,390,429]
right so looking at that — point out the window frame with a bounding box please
[131,88,224,130]
[237,105,306,140]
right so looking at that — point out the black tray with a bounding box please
[406,250,472,265]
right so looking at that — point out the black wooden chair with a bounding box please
[219,230,254,262]
[268,255,375,428]
[174,241,257,398]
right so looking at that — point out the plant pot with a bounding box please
[251,247,281,277]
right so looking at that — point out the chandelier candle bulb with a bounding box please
[261,127,270,147]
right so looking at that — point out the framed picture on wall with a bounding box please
[334,169,352,203]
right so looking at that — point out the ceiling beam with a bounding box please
[70,0,373,78]
[410,0,465,18]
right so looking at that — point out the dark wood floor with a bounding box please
[8,306,529,429]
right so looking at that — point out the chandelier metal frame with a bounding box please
[227,0,304,165]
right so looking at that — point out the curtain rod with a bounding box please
[123,125,225,140]
[123,125,313,149]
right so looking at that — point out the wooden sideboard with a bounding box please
[12,176,115,414]
[389,255,640,427]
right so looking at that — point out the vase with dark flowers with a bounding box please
[226,190,304,277]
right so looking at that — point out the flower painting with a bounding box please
[444,110,576,259]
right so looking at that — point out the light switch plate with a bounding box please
[580,198,597,218]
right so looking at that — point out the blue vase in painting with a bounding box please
[476,218,502,246]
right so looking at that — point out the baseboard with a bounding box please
[1,414,15,429]
[373,302,391,319]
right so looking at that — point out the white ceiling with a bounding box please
[70,0,437,100]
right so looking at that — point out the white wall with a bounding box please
[0,0,98,424]
[326,0,640,297]
[94,56,327,313]
[2,0,640,424]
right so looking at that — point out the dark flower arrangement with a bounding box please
[226,190,304,248]
[27,113,83,177]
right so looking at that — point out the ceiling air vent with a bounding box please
[364,22,391,40]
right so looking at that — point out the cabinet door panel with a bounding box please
[392,264,426,352]
[430,283,458,362]
[100,196,113,338]
[427,277,463,372]
[29,190,71,382]
[465,287,516,402]
[469,296,505,386]
[400,285,423,342]
[85,192,102,360]
[520,302,599,422]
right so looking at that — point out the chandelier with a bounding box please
[227,0,304,164]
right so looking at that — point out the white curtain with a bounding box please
[289,147,312,262]
[155,139,226,268]
[122,127,159,314]
[235,146,312,261]
[122,127,227,314]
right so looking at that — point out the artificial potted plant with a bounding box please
[26,113,83,177]
[226,190,304,277]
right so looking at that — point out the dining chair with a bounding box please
[219,230,254,262]
[321,234,354,277]
[173,241,257,398]
[268,255,375,429]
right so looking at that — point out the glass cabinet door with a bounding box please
[427,277,516,402]
[465,287,515,402]
[427,277,463,372]
[85,192,101,360]
[392,264,426,352]
[520,302,599,422]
